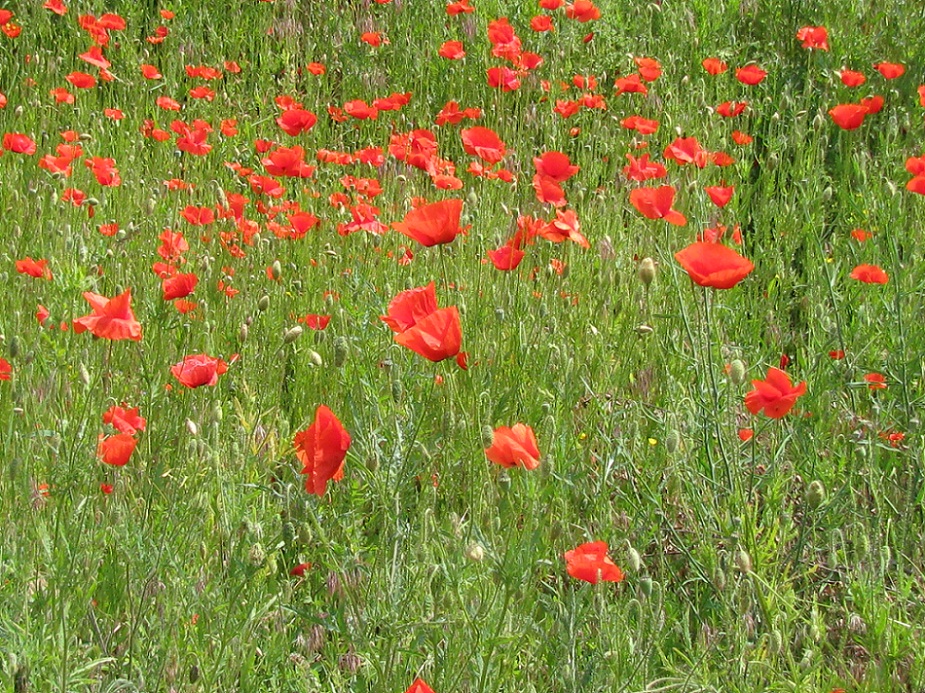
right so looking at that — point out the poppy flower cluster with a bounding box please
[97,404,146,467]
[381,283,466,367]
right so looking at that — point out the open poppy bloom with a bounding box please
[97,433,138,467]
[294,404,351,497]
[487,244,526,271]
[102,405,147,435]
[796,26,829,51]
[744,366,807,418]
[405,679,436,693]
[0,357,11,381]
[675,242,754,289]
[629,186,686,225]
[381,283,465,366]
[564,541,624,584]
[391,198,468,247]
[829,103,868,130]
[735,64,767,85]
[73,288,143,341]
[16,257,53,280]
[850,264,888,284]
[460,126,506,164]
[171,353,228,388]
[485,424,540,470]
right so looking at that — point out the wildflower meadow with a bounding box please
[2,0,925,690]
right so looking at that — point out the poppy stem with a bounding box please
[701,288,733,493]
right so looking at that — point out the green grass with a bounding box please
[1,0,925,691]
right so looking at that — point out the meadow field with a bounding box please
[1,0,925,690]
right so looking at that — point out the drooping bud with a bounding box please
[806,480,825,509]
[238,323,249,343]
[638,257,656,287]
[257,295,270,312]
[283,325,303,345]
[625,543,643,573]
[333,336,348,367]
[480,425,495,448]
[270,259,282,281]
[664,429,681,454]
[465,543,485,562]
[734,547,752,574]
[307,350,323,367]
[729,359,746,386]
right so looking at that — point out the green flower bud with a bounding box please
[638,257,656,287]
[333,336,348,367]
[664,429,681,454]
[806,480,825,509]
[480,425,495,448]
[734,547,752,574]
[248,543,266,567]
[270,260,282,281]
[729,359,746,386]
[257,295,270,312]
[283,326,303,345]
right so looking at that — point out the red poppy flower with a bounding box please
[162,272,198,300]
[102,405,147,435]
[392,198,468,247]
[487,244,525,271]
[796,26,829,51]
[155,95,181,111]
[629,186,686,225]
[276,108,317,136]
[565,0,601,21]
[735,64,767,85]
[294,405,351,497]
[860,95,884,114]
[16,257,53,280]
[405,679,436,693]
[44,0,67,15]
[531,15,554,32]
[839,69,866,87]
[539,209,589,247]
[623,153,666,181]
[2,133,36,155]
[73,288,142,341]
[744,366,807,418]
[66,71,97,89]
[564,541,624,584]
[705,185,734,207]
[702,57,728,75]
[635,56,661,81]
[850,264,888,284]
[829,103,868,130]
[461,127,506,164]
[864,373,886,390]
[381,284,464,365]
[438,40,465,60]
[0,357,11,381]
[171,353,228,388]
[620,115,659,134]
[907,176,925,195]
[97,433,138,467]
[663,137,707,168]
[716,100,747,118]
[485,424,540,470]
[614,73,647,96]
[140,64,162,79]
[874,62,904,79]
[731,130,753,145]
[533,151,579,182]
[674,242,754,289]
[289,562,311,577]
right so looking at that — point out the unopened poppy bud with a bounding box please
[248,543,266,567]
[270,260,282,280]
[799,649,814,670]
[626,544,643,572]
[729,359,746,386]
[806,480,825,509]
[390,379,403,404]
[257,295,270,312]
[638,257,656,286]
[822,186,833,202]
[466,190,478,207]
[812,112,826,131]
[734,547,752,573]
[635,324,654,336]
[480,425,495,448]
[8,336,19,359]
[14,105,23,117]
[282,521,296,548]
[365,455,379,472]
[308,350,323,367]
[495,307,505,322]
[186,419,199,437]
[497,471,511,492]
[767,152,779,170]
[333,336,348,367]
[238,323,248,343]
[298,523,313,545]
[712,567,726,592]
[465,542,485,562]
[79,363,91,387]
[79,132,93,141]
[639,576,654,597]
[211,403,223,424]
[664,429,680,454]
[283,325,303,345]
[145,198,156,215]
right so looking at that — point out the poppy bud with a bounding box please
[466,190,478,207]
[806,480,825,509]
[465,542,485,562]
[494,307,505,322]
[729,358,746,385]
[799,649,814,671]
[734,547,752,573]
[390,379,403,404]
[308,350,323,367]
[822,186,833,202]
[238,323,249,343]
[79,363,91,387]
[333,336,348,367]
[14,105,23,117]
[283,325,303,345]
[51,190,58,206]
[186,419,199,437]
[638,257,656,286]
[211,403,223,424]
[497,471,511,492]
[257,295,270,312]
[8,336,19,359]
[298,523,313,545]
[365,455,379,472]
[145,197,156,215]
[282,521,296,548]
[712,567,726,592]
[270,260,282,280]
[812,112,826,131]
[639,577,654,597]
[626,544,643,573]
[664,429,680,454]
[635,324,654,336]
[480,424,495,448]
